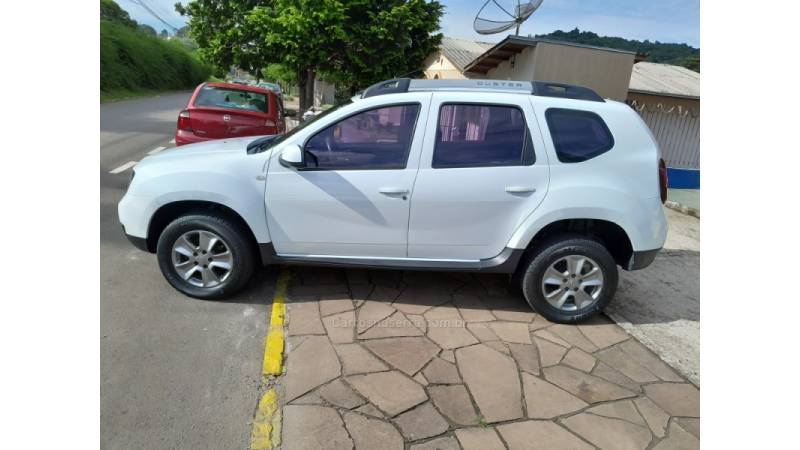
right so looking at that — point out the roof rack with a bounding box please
[531,81,604,102]
[361,78,604,102]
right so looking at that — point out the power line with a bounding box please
[130,0,180,32]
[151,0,183,28]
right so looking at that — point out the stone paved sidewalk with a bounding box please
[278,268,700,450]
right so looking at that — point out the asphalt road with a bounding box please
[100,92,276,450]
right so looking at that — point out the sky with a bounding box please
[119,0,699,48]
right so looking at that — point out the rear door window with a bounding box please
[194,85,269,114]
[545,108,614,162]
[433,104,534,168]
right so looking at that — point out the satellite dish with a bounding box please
[474,0,543,36]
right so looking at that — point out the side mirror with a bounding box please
[283,108,297,118]
[279,144,304,168]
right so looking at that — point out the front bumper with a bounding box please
[121,221,150,252]
[626,248,661,270]
[125,229,150,252]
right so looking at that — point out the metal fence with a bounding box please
[631,102,700,169]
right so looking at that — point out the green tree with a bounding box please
[138,24,157,36]
[100,0,137,28]
[534,28,699,66]
[318,0,443,96]
[262,63,296,92]
[175,25,191,38]
[175,0,261,79]
[176,0,442,113]
[679,55,699,72]
[160,29,170,38]
[244,0,348,111]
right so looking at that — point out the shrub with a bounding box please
[100,19,211,93]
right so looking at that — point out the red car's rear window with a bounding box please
[194,85,269,114]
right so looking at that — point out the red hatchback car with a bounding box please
[175,82,285,146]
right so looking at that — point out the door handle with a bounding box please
[505,186,536,194]
[379,187,409,195]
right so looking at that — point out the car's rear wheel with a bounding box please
[519,235,618,323]
[156,214,255,299]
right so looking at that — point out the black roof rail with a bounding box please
[531,81,605,102]
[359,78,605,103]
[361,78,411,98]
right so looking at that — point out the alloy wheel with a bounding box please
[540,255,604,311]
[171,230,233,288]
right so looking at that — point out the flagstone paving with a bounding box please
[279,268,700,449]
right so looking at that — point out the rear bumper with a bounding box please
[175,129,213,146]
[626,248,661,270]
[176,128,282,146]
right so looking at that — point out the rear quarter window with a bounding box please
[545,108,614,163]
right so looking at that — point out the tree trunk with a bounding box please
[297,68,317,117]
[305,68,316,111]
[297,69,309,114]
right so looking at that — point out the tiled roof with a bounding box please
[440,36,494,71]
[629,62,700,99]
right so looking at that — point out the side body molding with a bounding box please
[258,244,524,273]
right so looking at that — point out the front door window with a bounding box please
[304,104,420,170]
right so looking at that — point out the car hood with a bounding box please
[152,136,262,158]
[131,136,278,172]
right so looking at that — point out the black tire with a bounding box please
[156,214,256,299]
[518,234,618,324]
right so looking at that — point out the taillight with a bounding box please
[658,158,668,203]
[177,110,192,131]
[264,119,276,128]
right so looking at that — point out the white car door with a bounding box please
[407,93,550,260]
[265,95,430,257]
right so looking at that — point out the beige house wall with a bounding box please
[422,52,470,80]
[485,42,635,101]
[485,46,537,81]
[532,43,634,101]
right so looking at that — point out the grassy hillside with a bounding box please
[535,28,700,72]
[100,1,211,101]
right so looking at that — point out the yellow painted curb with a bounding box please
[250,269,291,450]
[263,270,289,376]
[250,388,282,450]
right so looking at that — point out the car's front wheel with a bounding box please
[519,235,618,323]
[156,214,255,299]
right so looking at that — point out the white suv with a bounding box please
[119,79,668,323]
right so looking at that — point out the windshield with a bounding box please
[248,101,352,154]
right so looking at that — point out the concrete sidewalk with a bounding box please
[668,189,699,211]
[666,189,700,218]
[276,267,700,449]
[609,208,700,385]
